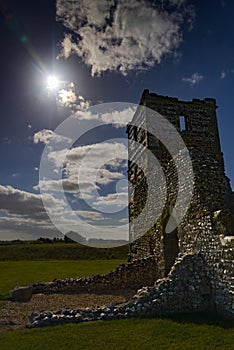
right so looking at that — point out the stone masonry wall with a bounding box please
[27,253,213,328]
[26,257,161,296]
[127,90,234,317]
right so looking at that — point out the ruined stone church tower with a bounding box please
[24,91,234,327]
[127,90,234,315]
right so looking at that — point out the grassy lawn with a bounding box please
[0,259,125,299]
[0,252,233,349]
[0,317,233,350]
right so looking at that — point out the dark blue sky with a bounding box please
[0,0,233,240]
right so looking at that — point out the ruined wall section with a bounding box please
[197,220,234,316]
[166,149,234,316]
[127,105,164,264]
[128,90,233,263]
[166,147,233,243]
[127,90,234,315]
[179,210,234,316]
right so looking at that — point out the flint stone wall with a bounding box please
[27,253,213,328]
[127,90,234,318]
[29,257,160,295]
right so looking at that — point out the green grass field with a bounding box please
[0,243,233,349]
[0,259,124,299]
[0,317,233,350]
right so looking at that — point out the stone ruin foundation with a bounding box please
[11,91,234,328]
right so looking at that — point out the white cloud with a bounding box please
[182,72,204,85]
[57,87,77,107]
[36,140,128,218]
[56,0,195,76]
[75,210,110,222]
[47,141,127,169]
[0,185,65,221]
[33,129,53,144]
[74,106,136,126]
[0,184,71,239]
[0,216,63,241]
[75,210,104,220]
[0,183,128,242]
[36,142,128,204]
[0,185,97,240]
[33,129,72,145]
[56,82,90,111]
[36,178,80,193]
[92,192,128,212]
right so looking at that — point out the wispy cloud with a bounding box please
[92,192,128,211]
[34,135,128,224]
[0,216,62,241]
[74,106,136,127]
[2,137,12,145]
[56,0,195,76]
[182,72,204,85]
[36,141,127,195]
[220,70,226,79]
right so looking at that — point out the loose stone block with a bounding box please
[10,286,33,302]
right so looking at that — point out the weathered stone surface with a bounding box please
[30,256,160,295]
[10,286,33,302]
[127,90,234,317]
[27,253,213,328]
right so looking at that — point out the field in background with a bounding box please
[0,242,128,261]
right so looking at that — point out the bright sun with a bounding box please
[47,75,59,90]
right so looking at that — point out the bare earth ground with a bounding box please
[0,289,135,331]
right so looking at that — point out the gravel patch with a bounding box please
[0,289,134,330]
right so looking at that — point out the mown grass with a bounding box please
[0,259,125,299]
[0,243,128,261]
[0,317,233,350]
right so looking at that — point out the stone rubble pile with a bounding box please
[27,253,212,328]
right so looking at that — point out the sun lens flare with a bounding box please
[47,75,59,90]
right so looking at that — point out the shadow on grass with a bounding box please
[143,312,234,329]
